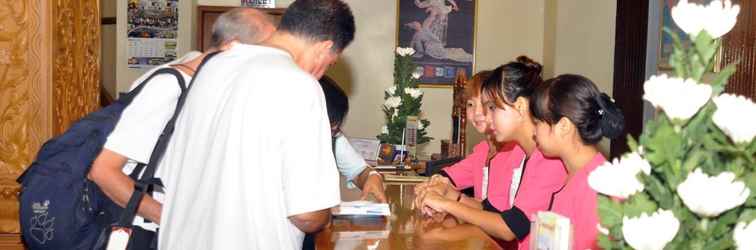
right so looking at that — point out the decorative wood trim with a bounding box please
[0,0,53,234]
[611,0,649,158]
[52,0,100,135]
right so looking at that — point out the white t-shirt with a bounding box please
[104,51,201,231]
[334,133,368,184]
[157,44,340,250]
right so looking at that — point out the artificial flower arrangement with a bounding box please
[588,1,756,249]
[377,47,432,145]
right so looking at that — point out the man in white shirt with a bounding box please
[87,7,275,232]
[156,1,355,249]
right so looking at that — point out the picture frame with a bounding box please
[396,0,477,88]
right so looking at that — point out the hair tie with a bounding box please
[598,109,605,116]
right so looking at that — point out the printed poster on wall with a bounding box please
[241,0,275,8]
[397,0,476,86]
[127,0,179,69]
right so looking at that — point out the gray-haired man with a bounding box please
[87,7,275,230]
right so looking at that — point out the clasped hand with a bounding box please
[413,175,459,219]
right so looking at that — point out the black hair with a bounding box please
[481,56,543,107]
[278,0,356,51]
[319,75,349,127]
[530,74,625,145]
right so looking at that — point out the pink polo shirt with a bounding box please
[447,142,567,250]
[442,141,521,210]
[509,148,568,250]
[550,153,606,250]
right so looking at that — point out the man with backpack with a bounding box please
[155,0,355,249]
[87,7,275,235]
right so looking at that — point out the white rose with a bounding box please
[385,86,397,95]
[671,0,740,39]
[384,96,402,109]
[643,74,712,121]
[734,220,756,250]
[412,72,422,79]
[392,109,399,119]
[395,47,405,56]
[712,94,756,144]
[677,168,750,217]
[406,47,415,56]
[404,87,423,98]
[395,47,415,56]
[381,125,389,135]
[622,209,680,250]
[588,153,650,199]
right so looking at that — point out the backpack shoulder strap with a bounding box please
[115,51,221,226]
[120,67,187,106]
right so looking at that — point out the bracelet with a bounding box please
[456,192,463,202]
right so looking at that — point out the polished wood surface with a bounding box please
[316,184,502,250]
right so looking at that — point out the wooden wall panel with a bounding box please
[0,0,100,246]
[0,0,53,234]
[53,0,101,134]
[722,0,756,99]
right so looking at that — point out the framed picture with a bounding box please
[397,0,476,87]
[659,0,722,70]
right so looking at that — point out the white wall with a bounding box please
[114,0,617,156]
[550,0,618,153]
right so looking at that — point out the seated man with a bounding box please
[320,76,387,203]
[87,7,275,232]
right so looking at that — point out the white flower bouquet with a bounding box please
[377,47,432,145]
[590,1,756,249]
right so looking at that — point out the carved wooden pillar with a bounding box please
[450,69,468,157]
[0,0,100,246]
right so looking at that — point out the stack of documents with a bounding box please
[334,201,391,216]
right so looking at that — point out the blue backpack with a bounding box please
[16,67,186,250]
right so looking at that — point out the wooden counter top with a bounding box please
[316,183,503,250]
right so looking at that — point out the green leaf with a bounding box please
[626,135,639,153]
[665,28,690,78]
[597,234,616,250]
[643,173,675,209]
[711,209,739,238]
[711,63,737,95]
[598,195,624,228]
[703,237,734,250]
[738,209,756,222]
[623,193,658,218]
[692,31,719,79]
[745,172,756,207]
[681,149,705,174]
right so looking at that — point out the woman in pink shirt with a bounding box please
[416,56,567,249]
[416,70,516,211]
[529,74,625,250]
